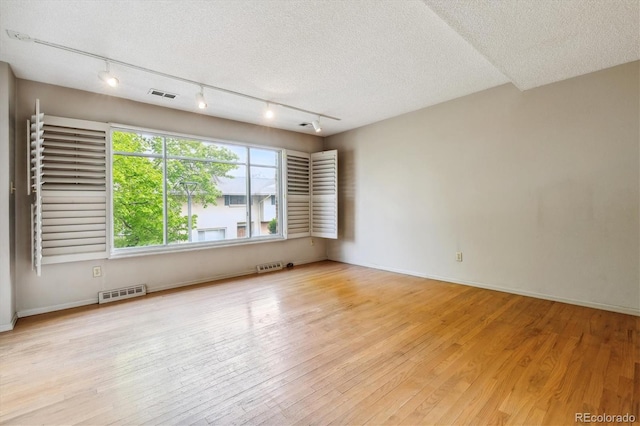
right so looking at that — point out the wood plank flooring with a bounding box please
[0,261,638,425]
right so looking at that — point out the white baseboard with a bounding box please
[148,269,256,293]
[148,256,327,293]
[18,298,98,318]
[17,256,329,318]
[0,313,18,332]
[331,258,640,317]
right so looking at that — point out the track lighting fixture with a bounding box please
[7,30,342,124]
[98,61,119,87]
[264,103,274,119]
[312,119,322,133]
[196,86,207,109]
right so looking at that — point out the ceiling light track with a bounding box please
[7,30,340,122]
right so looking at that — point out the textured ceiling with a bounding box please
[425,0,640,90]
[0,1,637,136]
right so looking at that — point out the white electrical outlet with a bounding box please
[92,266,102,278]
[456,252,463,262]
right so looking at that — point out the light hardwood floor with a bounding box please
[0,261,638,425]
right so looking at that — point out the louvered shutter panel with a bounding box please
[284,150,311,239]
[30,101,44,276]
[310,150,338,239]
[29,101,109,273]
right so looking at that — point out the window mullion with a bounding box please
[162,137,168,246]
[246,147,252,239]
[278,151,283,236]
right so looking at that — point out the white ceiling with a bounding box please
[0,0,637,137]
[424,0,640,90]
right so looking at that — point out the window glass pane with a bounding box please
[112,154,164,248]
[111,128,281,253]
[250,148,278,167]
[166,161,247,244]
[225,195,246,205]
[250,166,279,237]
[165,138,247,163]
[112,131,163,155]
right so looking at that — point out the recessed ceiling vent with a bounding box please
[148,89,177,99]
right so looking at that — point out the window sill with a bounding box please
[109,235,286,260]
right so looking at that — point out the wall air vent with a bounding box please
[98,284,146,304]
[148,89,177,99]
[256,261,284,273]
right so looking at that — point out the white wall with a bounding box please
[184,197,276,240]
[181,199,257,241]
[0,62,17,330]
[185,201,246,241]
[325,61,640,315]
[15,80,327,316]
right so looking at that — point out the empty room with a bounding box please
[0,0,638,425]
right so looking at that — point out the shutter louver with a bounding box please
[29,100,109,273]
[311,150,338,239]
[284,151,311,238]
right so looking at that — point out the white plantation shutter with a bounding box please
[284,150,311,238]
[311,150,338,239]
[29,100,109,275]
[284,149,338,240]
[29,101,44,276]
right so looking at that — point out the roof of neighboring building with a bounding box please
[216,177,276,196]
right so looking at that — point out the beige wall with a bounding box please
[325,61,640,315]
[10,62,640,318]
[15,80,326,316]
[0,62,17,330]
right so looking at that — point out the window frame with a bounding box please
[224,195,247,206]
[108,124,284,258]
[197,227,227,242]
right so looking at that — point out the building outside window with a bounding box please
[111,129,281,252]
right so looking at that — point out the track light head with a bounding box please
[99,72,119,87]
[98,61,118,87]
[196,89,207,109]
[264,103,274,119]
[312,119,322,133]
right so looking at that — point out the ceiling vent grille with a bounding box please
[148,89,177,99]
[99,284,146,304]
[256,261,284,273]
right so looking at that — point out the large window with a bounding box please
[27,106,336,274]
[111,129,281,252]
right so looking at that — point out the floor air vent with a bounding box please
[257,261,284,273]
[99,284,146,304]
